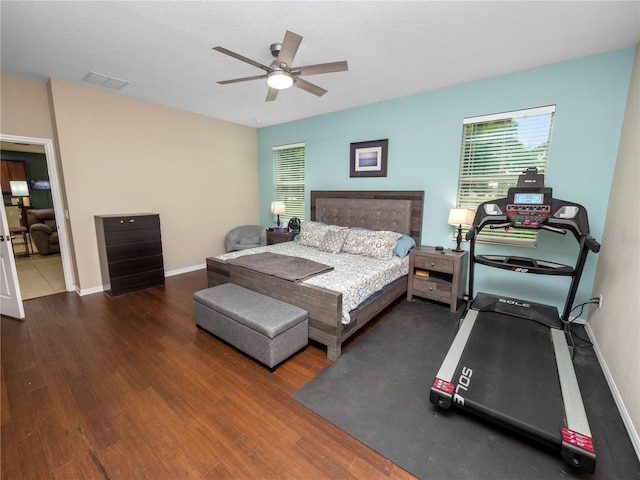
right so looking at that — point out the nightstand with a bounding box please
[267,230,297,245]
[407,246,468,312]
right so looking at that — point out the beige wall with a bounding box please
[2,74,78,288]
[2,74,259,292]
[47,78,258,292]
[588,44,640,453]
[1,74,54,139]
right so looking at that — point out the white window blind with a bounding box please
[273,142,306,223]
[456,106,555,247]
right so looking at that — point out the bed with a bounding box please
[206,190,424,360]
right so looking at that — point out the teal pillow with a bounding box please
[393,235,416,258]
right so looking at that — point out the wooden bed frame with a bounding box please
[206,190,424,360]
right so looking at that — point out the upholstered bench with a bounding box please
[193,283,308,368]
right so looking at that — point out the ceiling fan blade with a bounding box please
[265,87,279,102]
[293,77,327,97]
[213,46,272,73]
[274,30,303,69]
[218,74,267,85]
[292,61,348,77]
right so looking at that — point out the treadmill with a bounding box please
[430,168,600,474]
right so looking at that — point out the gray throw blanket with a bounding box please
[226,252,334,282]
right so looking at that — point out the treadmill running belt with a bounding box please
[453,312,565,448]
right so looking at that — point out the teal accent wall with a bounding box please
[258,47,635,311]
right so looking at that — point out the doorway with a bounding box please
[13,244,66,300]
[0,134,73,306]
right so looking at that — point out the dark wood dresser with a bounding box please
[95,213,164,296]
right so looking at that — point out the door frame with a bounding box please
[1,133,74,294]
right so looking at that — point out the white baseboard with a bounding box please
[76,264,206,296]
[585,322,640,461]
[165,263,206,277]
[77,285,104,296]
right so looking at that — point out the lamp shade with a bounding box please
[10,180,29,197]
[271,201,286,215]
[448,208,475,226]
[267,70,294,90]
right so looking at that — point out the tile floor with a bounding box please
[14,250,66,300]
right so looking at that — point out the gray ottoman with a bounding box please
[194,283,308,368]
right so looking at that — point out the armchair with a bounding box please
[27,208,60,255]
[225,225,267,252]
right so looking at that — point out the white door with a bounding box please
[0,204,24,319]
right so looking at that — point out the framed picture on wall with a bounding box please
[350,139,388,178]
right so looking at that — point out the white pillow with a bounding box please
[342,229,370,256]
[298,221,329,248]
[343,229,402,260]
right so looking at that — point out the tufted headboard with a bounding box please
[310,190,424,246]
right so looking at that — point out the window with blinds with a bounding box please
[456,105,555,247]
[273,143,306,223]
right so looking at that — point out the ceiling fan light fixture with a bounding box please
[214,30,347,101]
[267,70,293,90]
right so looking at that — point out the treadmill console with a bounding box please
[470,168,597,249]
[505,187,553,228]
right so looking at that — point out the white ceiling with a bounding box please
[1,1,639,128]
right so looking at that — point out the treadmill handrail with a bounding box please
[541,224,567,235]
[551,328,592,438]
[489,222,514,230]
[584,235,600,253]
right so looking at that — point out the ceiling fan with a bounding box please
[213,30,348,102]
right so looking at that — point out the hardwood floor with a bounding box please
[1,269,415,479]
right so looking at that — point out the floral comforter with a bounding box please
[216,242,409,324]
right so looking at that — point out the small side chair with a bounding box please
[224,225,267,252]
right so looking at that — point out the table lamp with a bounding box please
[10,181,30,210]
[448,208,475,252]
[271,201,286,227]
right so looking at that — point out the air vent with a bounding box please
[82,71,129,90]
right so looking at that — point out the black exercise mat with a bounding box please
[293,300,640,479]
